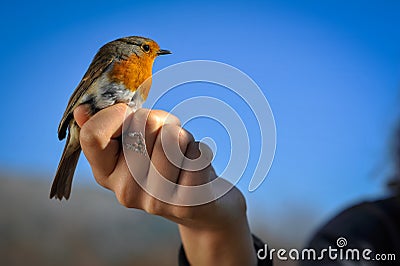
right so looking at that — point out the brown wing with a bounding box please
[57,49,115,140]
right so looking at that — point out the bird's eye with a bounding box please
[142,44,150,53]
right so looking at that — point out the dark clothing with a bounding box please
[178,234,273,265]
[301,196,400,265]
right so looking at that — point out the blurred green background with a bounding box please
[0,0,399,265]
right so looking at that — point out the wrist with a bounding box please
[178,214,257,266]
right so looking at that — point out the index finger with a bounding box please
[79,103,131,181]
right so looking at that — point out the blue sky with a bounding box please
[1,0,399,240]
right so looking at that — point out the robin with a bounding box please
[50,36,171,200]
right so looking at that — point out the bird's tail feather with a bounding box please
[50,133,81,200]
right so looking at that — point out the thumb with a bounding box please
[73,104,92,128]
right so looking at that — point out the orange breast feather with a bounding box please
[109,54,153,100]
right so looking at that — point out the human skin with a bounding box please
[73,103,257,266]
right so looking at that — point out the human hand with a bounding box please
[74,103,257,266]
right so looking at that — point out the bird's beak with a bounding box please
[157,49,172,55]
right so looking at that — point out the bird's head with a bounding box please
[114,36,171,61]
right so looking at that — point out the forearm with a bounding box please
[178,217,257,266]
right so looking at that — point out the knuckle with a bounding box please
[80,123,106,148]
[93,174,108,188]
[150,110,181,126]
[179,128,194,148]
[115,184,135,208]
[133,109,165,134]
[145,112,164,132]
[164,113,181,126]
[143,197,163,216]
